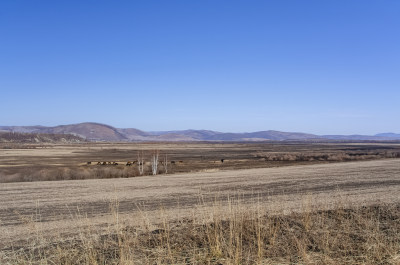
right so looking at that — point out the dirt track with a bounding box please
[1,159,400,249]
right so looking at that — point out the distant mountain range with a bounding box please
[0,131,85,143]
[1,122,400,142]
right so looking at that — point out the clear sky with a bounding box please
[1,1,399,135]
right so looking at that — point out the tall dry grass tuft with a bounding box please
[2,196,400,264]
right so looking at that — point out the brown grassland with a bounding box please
[1,141,400,182]
[1,142,400,264]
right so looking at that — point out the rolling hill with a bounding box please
[1,123,399,142]
[0,131,85,143]
[0,123,128,141]
[41,122,128,141]
[375,133,400,139]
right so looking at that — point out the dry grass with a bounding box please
[0,166,139,183]
[2,197,400,264]
[2,159,400,250]
[2,158,400,264]
[2,142,400,183]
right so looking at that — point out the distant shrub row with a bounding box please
[259,151,400,162]
[0,165,171,183]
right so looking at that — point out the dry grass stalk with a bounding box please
[2,195,399,265]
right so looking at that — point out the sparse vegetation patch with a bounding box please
[3,202,399,264]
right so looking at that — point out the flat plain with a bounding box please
[1,141,400,181]
[1,142,400,263]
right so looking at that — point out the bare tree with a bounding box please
[163,153,168,174]
[151,150,159,175]
[137,150,145,175]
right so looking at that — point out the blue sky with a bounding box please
[1,1,399,134]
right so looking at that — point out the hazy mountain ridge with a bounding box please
[1,123,399,142]
[206,131,320,141]
[375,133,400,138]
[43,123,128,141]
[0,131,85,143]
[322,133,400,141]
[0,126,47,133]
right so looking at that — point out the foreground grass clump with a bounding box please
[3,203,400,264]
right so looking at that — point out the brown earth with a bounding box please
[1,158,400,250]
[1,142,400,182]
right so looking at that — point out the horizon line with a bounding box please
[1,121,398,136]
